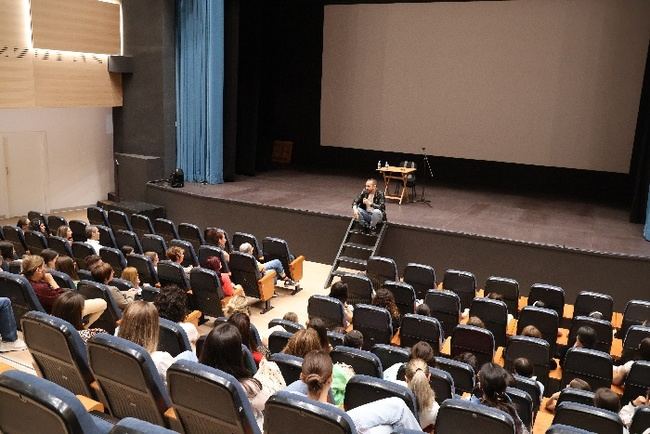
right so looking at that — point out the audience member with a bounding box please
[200,323,284,429]
[512,357,544,400]
[384,341,436,381]
[205,228,231,263]
[40,249,59,270]
[329,281,354,325]
[454,351,479,374]
[415,303,431,317]
[204,256,235,296]
[239,242,294,286]
[373,288,401,332]
[520,325,543,339]
[0,297,27,352]
[56,225,73,242]
[288,349,421,432]
[343,330,364,349]
[404,358,439,430]
[613,337,650,385]
[144,251,159,269]
[593,387,621,413]
[473,363,528,434]
[85,226,101,254]
[0,241,16,266]
[55,256,79,283]
[544,378,592,412]
[51,291,107,343]
[306,317,330,352]
[228,312,264,364]
[166,246,192,274]
[486,292,514,322]
[154,284,199,346]
[282,328,322,358]
[16,217,30,232]
[121,245,134,257]
[560,325,597,366]
[120,267,142,291]
[619,394,649,427]
[23,255,106,325]
[84,254,103,270]
[30,219,47,234]
[118,301,196,383]
[467,316,485,329]
[91,262,137,310]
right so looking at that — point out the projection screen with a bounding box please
[320,0,650,173]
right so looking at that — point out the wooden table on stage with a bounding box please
[377,166,416,205]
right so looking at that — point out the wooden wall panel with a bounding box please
[31,0,121,54]
[0,0,30,47]
[0,57,36,108]
[33,54,122,107]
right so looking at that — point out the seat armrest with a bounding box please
[184,310,201,328]
[289,255,305,281]
[165,407,184,432]
[258,270,276,301]
[76,395,104,412]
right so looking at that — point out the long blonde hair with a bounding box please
[405,358,435,414]
[118,301,159,353]
[120,267,140,287]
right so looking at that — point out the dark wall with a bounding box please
[113,0,177,176]
[147,184,650,311]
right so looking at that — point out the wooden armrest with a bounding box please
[184,310,201,328]
[258,270,276,301]
[612,312,623,329]
[549,359,563,380]
[164,407,184,432]
[518,296,528,312]
[76,395,104,412]
[612,338,623,358]
[0,362,15,374]
[557,328,569,346]
[441,336,451,356]
[493,347,504,366]
[535,400,555,433]
[289,255,305,281]
[391,331,401,346]
[611,384,624,396]
[507,318,517,336]
[563,303,574,320]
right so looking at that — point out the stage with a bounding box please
[146,169,650,310]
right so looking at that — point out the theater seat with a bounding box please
[396,365,454,404]
[69,220,88,243]
[2,225,27,256]
[46,215,68,236]
[157,261,190,290]
[87,206,109,227]
[232,232,263,260]
[130,214,155,240]
[618,300,650,339]
[450,324,495,369]
[268,318,304,334]
[87,334,173,426]
[424,289,461,338]
[158,318,192,357]
[24,230,48,255]
[528,283,565,321]
[0,370,114,434]
[21,311,98,398]
[269,353,303,385]
[517,306,559,358]
[178,223,205,252]
[484,276,520,319]
[166,360,261,434]
[115,230,143,255]
[169,239,199,268]
[198,245,230,273]
[556,388,595,408]
[553,402,624,434]
[620,325,650,363]
[621,360,650,406]
[383,281,416,317]
[77,280,122,334]
[189,267,224,319]
[49,269,76,289]
[153,218,179,245]
[108,210,133,233]
[399,313,442,352]
[308,295,346,330]
[434,356,475,394]
[331,346,383,378]
[268,330,293,354]
[435,398,515,434]
[567,316,613,354]
[142,234,168,259]
[229,252,276,314]
[629,406,650,434]
[371,344,410,372]
[504,336,550,389]
[127,254,159,286]
[366,256,398,291]
[262,237,305,292]
[0,270,45,329]
[352,304,393,350]
[344,375,417,419]
[341,274,374,306]
[506,386,533,431]
[469,297,508,348]
[100,247,127,276]
[48,235,74,257]
[573,291,613,322]
[441,269,476,311]
[97,225,117,249]
[561,348,613,391]
[402,262,436,300]
[264,390,354,434]
[72,242,97,269]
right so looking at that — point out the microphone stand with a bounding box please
[415,147,433,207]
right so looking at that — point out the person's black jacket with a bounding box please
[352,189,387,219]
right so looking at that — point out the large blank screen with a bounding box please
[320,1,650,173]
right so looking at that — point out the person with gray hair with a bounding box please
[238,242,294,285]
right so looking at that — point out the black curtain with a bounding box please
[629,40,650,224]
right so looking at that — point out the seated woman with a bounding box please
[228,312,264,365]
[204,228,231,263]
[56,225,73,242]
[144,251,160,270]
[29,219,47,235]
[51,291,107,343]
[91,262,138,310]
[613,337,650,386]
[117,301,197,383]
[384,341,436,382]
[290,349,422,432]
[153,284,199,346]
[40,249,59,270]
[166,246,192,274]
[544,377,591,412]
[404,358,439,431]
[0,241,16,269]
[23,255,106,327]
[282,328,322,358]
[120,267,143,292]
[372,288,401,332]
[200,323,284,429]
[55,255,80,284]
[204,256,235,296]
[328,281,354,326]
[16,217,30,232]
[472,363,529,434]
[238,242,294,286]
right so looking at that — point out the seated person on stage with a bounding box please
[238,242,294,286]
[352,178,386,233]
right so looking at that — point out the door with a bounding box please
[1,131,49,218]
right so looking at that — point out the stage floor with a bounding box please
[177,169,650,258]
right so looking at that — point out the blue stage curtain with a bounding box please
[176,0,224,184]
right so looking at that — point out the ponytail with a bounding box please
[405,358,435,414]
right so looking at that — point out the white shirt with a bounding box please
[87,239,102,255]
[179,321,199,345]
[150,350,197,384]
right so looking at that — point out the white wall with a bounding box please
[0,107,114,218]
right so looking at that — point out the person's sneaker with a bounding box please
[284,278,296,287]
[0,338,27,352]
